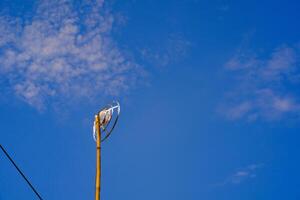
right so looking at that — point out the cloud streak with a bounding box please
[216,164,264,186]
[222,44,300,121]
[0,0,141,109]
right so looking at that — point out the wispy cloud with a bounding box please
[216,164,264,186]
[0,0,142,109]
[140,34,190,68]
[221,44,300,121]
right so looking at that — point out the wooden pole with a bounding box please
[95,115,101,200]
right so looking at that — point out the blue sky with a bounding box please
[0,0,300,199]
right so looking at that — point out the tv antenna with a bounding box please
[93,101,120,200]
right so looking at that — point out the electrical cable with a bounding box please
[0,144,44,200]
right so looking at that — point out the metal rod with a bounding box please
[0,144,44,200]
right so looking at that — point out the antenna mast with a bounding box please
[93,102,120,200]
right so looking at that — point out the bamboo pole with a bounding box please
[95,115,101,200]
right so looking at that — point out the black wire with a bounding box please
[101,113,120,142]
[0,144,44,200]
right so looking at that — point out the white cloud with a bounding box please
[0,0,141,109]
[224,101,253,120]
[140,34,190,67]
[217,164,263,186]
[222,44,300,121]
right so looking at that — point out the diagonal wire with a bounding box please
[0,144,44,200]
